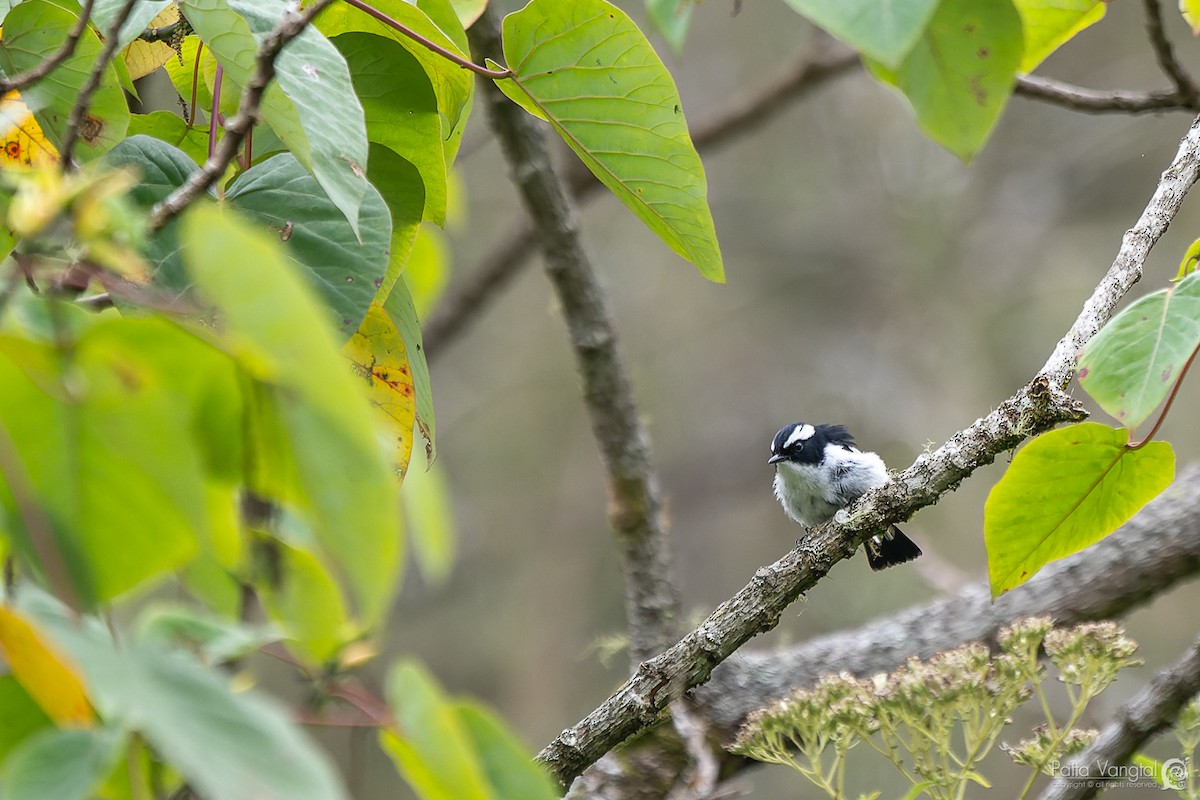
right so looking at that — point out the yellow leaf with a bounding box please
[124,5,182,81]
[0,91,58,167]
[0,606,94,726]
[344,304,416,480]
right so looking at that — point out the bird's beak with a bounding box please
[768,454,785,465]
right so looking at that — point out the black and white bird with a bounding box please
[769,422,921,571]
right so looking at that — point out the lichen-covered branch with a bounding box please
[466,9,680,667]
[536,113,1200,789]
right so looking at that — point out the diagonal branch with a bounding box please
[536,112,1200,789]
[466,9,680,666]
[148,0,337,231]
[1038,629,1200,800]
[59,0,137,170]
[572,464,1200,797]
[0,0,97,95]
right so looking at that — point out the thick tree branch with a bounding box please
[467,9,680,666]
[571,465,1200,798]
[0,0,96,95]
[60,0,137,170]
[422,43,860,361]
[1038,630,1200,800]
[148,0,336,231]
[536,113,1200,789]
[701,464,1200,732]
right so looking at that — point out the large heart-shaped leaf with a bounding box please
[496,0,724,282]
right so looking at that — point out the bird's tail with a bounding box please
[865,525,922,571]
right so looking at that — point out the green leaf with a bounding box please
[256,536,354,664]
[0,319,212,606]
[0,0,130,159]
[135,606,279,666]
[1176,237,1200,281]
[126,111,212,167]
[315,0,473,162]
[18,587,348,800]
[1077,270,1200,430]
[866,0,1023,160]
[402,460,456,584]
[179,0,370,237]
[225,153,392,340]
[1,727,125,800]
[181,204,401,625]
[403,223,450,318]
[371,144,426,302]
[104,134,201,290]
[1183,0,1200,35]
[380,661,493,800]
[0,677,52,762]
[334,32,446,225]
[646,0,695,54]
[984,423,1175,597]
[781,0,938,68]
[456,703,558,800]
[92,0,176,51]
[497,0,724,282]
[1012,0,1105,73]
[384,277,435,463]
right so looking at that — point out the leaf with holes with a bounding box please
[1077,270,1200,430]
[495,0,724,282]
[984,423,1174,598]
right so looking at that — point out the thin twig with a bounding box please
[0,0,97,95]
[423,43,860,361]
[59,0,137,170]
[340,0,511,78]
[1015,74,1196,114]
[535,113,1200,788]
[149,0,337,231]
[1038,630,1200,800]
[468,7,681,667]
[1142,0,1200,108]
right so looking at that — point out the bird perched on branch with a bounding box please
[769,422,921,571]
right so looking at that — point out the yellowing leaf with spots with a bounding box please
[124,5,183,81]
[0,91,58,167]
[0,606,94,726]
[344,303,416,479]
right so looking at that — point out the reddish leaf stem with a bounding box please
[1127,340,1200,449]
[338,0,512,78]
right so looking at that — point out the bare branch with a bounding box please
[1038,631,1200,800]
[536,113,1200,789]
[148,0,337,231]
[1142,0,1200,108]
[422,43,860,361]
[466,9,681,666]
[0,0,96,95]
[60,0,137,170]
[1015,74,1195,114]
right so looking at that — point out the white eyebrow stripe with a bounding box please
[784,424,815,448]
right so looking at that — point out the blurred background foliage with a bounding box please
[319,0,1200,796]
